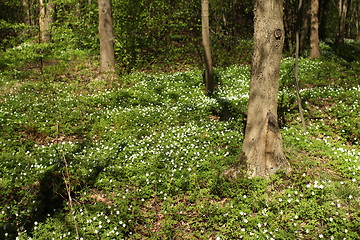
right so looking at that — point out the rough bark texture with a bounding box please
[337,0,349,44]
[310,0,321,57]
[98,0,116,73]
[241,0,291,178]
[201,0,215,94]
[39,0,54,43]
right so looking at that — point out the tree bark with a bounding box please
[337,0,349,44]
[98,0,116,73]
[240,0,291,178]
[355,2,360,41]
[357,18,360,41]
[22,0,31,25]
[201,0,215,94]
[310,0,321,57]
[283,1,295,52]
[300,1,311,55]
[39,0,54,43]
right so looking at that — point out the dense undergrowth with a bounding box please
[0,41,359,239]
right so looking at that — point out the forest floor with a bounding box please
[0,41,359,239]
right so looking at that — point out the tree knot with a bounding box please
[267,112,279,133]
[274,29,282,40]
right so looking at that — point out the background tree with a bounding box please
[299,0,311,56]
[227,0,291,178]
[337,0,349,44]
[3,0,354,72]
[295,0,307,131]
[357,2,360,41]
[284,0,311,56]
[202,0,215,94]
[0,0,32,50]
[319,0,331,39]
[39,0,54,43]
[348,0,360,41]
[283,0,297,52]
[210,0,253,65]
[22,0,31,26]
[98,0,115,73]
[310,0,321,57]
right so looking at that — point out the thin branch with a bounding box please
[62,154,80,239]
[295,0,307,132]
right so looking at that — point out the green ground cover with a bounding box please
[0,41,359,239]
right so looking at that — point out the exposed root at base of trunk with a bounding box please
[223,153,292,181]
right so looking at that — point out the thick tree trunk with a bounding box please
[337,0,349,44]
[98,0,116,73]
[201,0,215,94]
[310,0,321,57]
[39,0,54,42]
[241,0,290,178]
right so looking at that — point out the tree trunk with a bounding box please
[283,1,295,52]
[299,0,310,56]
[357,18,360,41]
[310,0,321,57]
[337,0,349,44]
[98,0,116,73]
[22,0,31,25]
[241,0,290,178]
[319,0,330,39]
[39,0,54,43]
[201,0,215,94]
[355,2,360,41]
[29,0,37,27]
